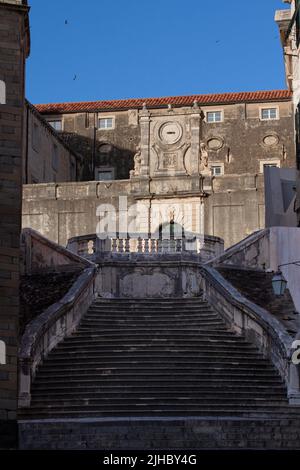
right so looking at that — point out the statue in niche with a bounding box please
[130,146,142,178]
[199,142,209,172]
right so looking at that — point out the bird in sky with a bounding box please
[73,74,77,81]
[65,19,68,25]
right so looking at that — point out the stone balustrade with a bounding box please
[67,233,224,261]
[200,265,300,405]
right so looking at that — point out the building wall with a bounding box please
[22,174,265,249]
[41,98,295,181]
[61,110,139,180]
[23,103,79,184]
[276,1,300,225]
[0,0,29,448]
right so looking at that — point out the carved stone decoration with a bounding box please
[120,271,174,298]
[129,146,142,178]
[263,134,279,147]
[199,142,210,174]
[158,121,182,145]
[152,142,189,174]
[207,137,224,150]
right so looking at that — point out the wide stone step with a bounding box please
[53,344,258,353]
[74,329,228,337]
[19,404,299,420]
[40,359,276,370]
[31,388,286,397]
[86,310,216,316]
[93,298,205,304]
[30,397,287,409]
[20,400,289,412]
[55,344,256,353]
[63,338,250,347]
[32,381,284,391]
[34,365,282,384]
[83,315,220,322]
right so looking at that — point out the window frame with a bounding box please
[206,110,223,123]
[209,162,224,176]
[95,166,115,181]
[259,106,279,121]
[259,159,281,173]
[98,116,115,130]
[48,119,63,131]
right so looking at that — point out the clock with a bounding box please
[159,121,182,145]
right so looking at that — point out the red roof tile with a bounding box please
[35,90,292,114]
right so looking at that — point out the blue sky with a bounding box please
[26,0,289,104]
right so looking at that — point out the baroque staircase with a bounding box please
[20,297,293,419]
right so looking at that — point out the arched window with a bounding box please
[0,80,6,105]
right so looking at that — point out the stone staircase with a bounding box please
[20,297,295,420]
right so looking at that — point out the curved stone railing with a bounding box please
[67,233,224,262]
[200,265,300,405]
[18,265,97,408]
[208,228,270,269]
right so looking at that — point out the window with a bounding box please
[52,144,58,171]
[259,159,280,173]
[48,120,62,131]
[98,117,114,130]
[260,108,278,120]
[211,165,223,176]
[95,167,115,181]
[206,111,222,123]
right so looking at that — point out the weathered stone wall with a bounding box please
[41,98,295,181]
[22,102,79,184]
[61,109,138,180]
[18,417,300,449]
[0,0,29,448]
[22,174,265,249]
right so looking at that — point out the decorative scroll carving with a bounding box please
[130,146,142,178]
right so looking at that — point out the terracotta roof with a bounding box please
[35,90,292,114]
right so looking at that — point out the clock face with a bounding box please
[159,122,182,145]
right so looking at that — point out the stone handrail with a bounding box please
[200,265,300,405]
[67,233,224,261]
[18,265,97,408]
[207,228,270,268]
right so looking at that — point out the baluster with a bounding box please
[125,238,130,252]
[176,239,182,253]
[111,238,117,253]
[144,238,149,254]
[150,239,156,253]
[118,238,124,253]
[137,237,143,253]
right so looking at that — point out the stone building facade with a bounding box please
[24,90,296,249]
[275,0,300,225]
[23,101,81,184]
[0,0,30,448]
[37,90,295,181]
